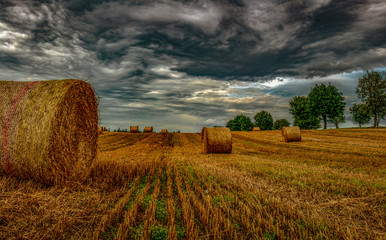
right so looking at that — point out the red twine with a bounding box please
[2,81,39,176]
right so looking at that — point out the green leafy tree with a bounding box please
[254,110,273,130]
[289,96,320,129]
[328,113,345,129]
[273,119,290,130]
[308,82,346,129]
[226,115,253,131]
[356,70,386,127]
[350,103,372,127]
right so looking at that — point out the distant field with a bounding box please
[0,129,385,239]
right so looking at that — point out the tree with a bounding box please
[289,96,320,129]
[273,119,290,130]
[308,82,346,129]
[356,70,386,127]
[350,103,372,127]
[328,113,345,129]
[254,110,273,130]
[226,115,253,131]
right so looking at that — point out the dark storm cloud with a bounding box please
[1,0,385,130]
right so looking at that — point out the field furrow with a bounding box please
[0,129,384,239]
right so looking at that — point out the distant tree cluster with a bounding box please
[226,111,290,131]
[354,71,385,127]
[289,83,346,129]
[226,115,254,131]
[113,128,130,132]
[288,71,385,129]
[224,71,385,130]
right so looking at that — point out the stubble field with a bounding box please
[0,129,385,239]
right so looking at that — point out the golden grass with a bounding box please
[0,129,385,239]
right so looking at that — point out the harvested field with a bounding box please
[0,129,385,239]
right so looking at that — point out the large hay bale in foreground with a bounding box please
[144,126,153,133]
[0,79,98,185]
[281,126,301,142]
[253,127,260,131]
[201,127,232,154]
[130,126,139,133]
[161,129,167,133]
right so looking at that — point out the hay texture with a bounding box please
[253,127,260,131]
[201,127,232,154]
[144,126,153,133]
[0,79,98,185]
[281,126,301,142]
[130,126,139,133]
[161,129,168,133]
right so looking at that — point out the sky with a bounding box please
[1,0,385,132]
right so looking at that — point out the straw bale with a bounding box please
[0,79,98,185]
[201,127,232,154]
[253,127,260,131]
[281,126,301,142]
[130,126,139,133]
[161,129,167,133]
[144,126,153,133]
[98,126,106,134]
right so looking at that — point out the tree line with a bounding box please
[226,70,385,130]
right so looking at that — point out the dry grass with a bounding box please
[0,129,385,239]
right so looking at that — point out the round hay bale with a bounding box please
[253,127,260,131]
[201,127,232,154]
[161,129,167,133]
[281,126,301,142]
[0,79,98,185]
[98,126,106,134]
[144,126,153,133]
[130,126,139,133]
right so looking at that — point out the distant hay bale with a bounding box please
[144,126,153,133]
[130,126,139,133]
[253,127,260,131]
[201,127,232,154]
[161,129,167,133]
[98,126,106,134]
[281,126,301,142]
[0,79,98,185]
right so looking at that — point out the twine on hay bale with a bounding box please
[281,126,301,142]
[144,126,153,133]
[130,126,139,133]
[201,127,232,154]
[253,127,260,131]
[161,129,167,133]
[0,79,98,185]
